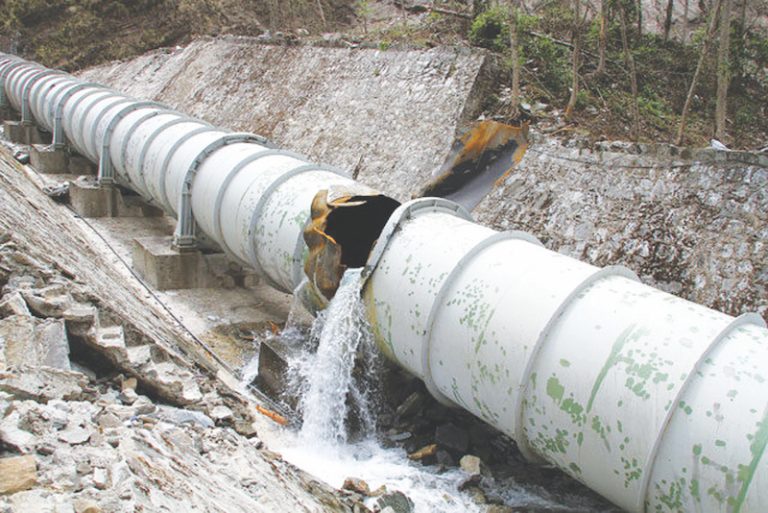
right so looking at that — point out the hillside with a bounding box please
[1,0,766,148]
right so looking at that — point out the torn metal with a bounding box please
[417,120,529,211]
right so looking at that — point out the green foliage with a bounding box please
[469,6,510,52]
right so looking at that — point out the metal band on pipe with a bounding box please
[98,101,166,183]
[21,69,64,124]
[173,133,268,248]
[635,312,768,512]
[210,148,284,260]
[512,265,640,462]
[420,230,544,407]
[51,83,107,148]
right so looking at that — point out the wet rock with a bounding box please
[0,455,37,494]
[0,367,87,402]
[0,291,30,317]
[407,443,437,462]
[464,486,487,505]
[395,391,427,419]
[435,423,469,453]
[376,491,414,513]
[435,449,455,467]
[485,506,515,513]
[342,477,370,496]
[459,455,487,477]
[385,431,412,443]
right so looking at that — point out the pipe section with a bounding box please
[0,53,365,294]
[2,53,767,513]
[363,199,768,513]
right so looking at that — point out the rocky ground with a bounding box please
[0,146,370,513]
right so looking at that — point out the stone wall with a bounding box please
[474,138,768,321]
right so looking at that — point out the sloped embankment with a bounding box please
[0,149,363,512]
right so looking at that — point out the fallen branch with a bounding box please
[429,6,472,19]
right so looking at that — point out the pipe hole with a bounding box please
[324,195,400,269]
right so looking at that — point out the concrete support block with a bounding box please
[29,144,69,174]
[132,236,206,290]
[69,179,120,218]
[256,337,298,407]
[131,236,259,291]
[2,121,50,145]
[69,179,165,218]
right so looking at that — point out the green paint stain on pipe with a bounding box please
[547,376,565,404]
[732,407,768,513]
[587,324,649,413]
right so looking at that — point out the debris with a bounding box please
[459,454,486,477]
[255,404,288,426]
[395,391,427,419]
[416,120,529,210]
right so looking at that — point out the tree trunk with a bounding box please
[664,0,674,40]
[509,1,521,112]
[637,0,643,36]
[682,0,689,43]
[565,0,582,117]
[315,0,327,29]
[675,0,722,145]
[597,0,607,74]
[619,4,640,140]
[715,0,732,141]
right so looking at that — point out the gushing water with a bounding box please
[291,268,378,444]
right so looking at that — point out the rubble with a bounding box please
[0,150,367,513]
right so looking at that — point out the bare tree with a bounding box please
[664,0,674,40]
[597,0,608,74]
[715,0,732,141]
[565,0,583,117]
[682,0,689,42]
[508,0,521,113]
[618,2,640,140]
[675,0,723,145]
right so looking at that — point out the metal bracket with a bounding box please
[98,101,166,184]
[50,82,106,148]
[173,132,270,250]
[21,69,64,125]
[0,60,26,109]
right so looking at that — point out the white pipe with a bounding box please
[2,53,766,513]
[362,199,768,513]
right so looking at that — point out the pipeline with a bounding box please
[1,53,766,513]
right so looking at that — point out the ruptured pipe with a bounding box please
[2,53,766,513]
